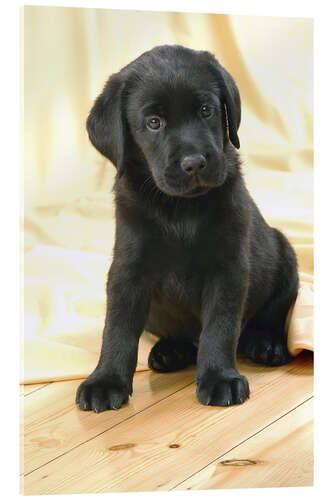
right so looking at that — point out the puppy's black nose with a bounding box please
[181,154,207,175]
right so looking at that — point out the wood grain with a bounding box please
[21,383,51,396]
[174,398,313,490]
[22,367,195,474]
[22,352,313,494]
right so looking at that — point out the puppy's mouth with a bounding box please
[181,174,215,198]
[152,171,225,198]
[181,185,211,198]
[158,182,212,198]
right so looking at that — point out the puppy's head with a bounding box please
[87,45,241,198]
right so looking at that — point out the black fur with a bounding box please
[76,45,298,412]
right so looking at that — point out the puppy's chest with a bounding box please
[150,213,225,304]
[155,268,200,309]
[161,215,200,242]
[153,245,207,308]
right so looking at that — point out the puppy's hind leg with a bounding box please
[238,290,298,366]
[238,228,299,367]
[237,290,295,366]
[146,303,200,372]
[237,324,291,366]
[239,267,298,366]
[148,338,197,372]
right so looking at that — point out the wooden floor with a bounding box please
[21,351,313,494]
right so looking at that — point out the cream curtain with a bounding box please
[22,6,313,384]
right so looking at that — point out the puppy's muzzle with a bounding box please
[181,154,207,176]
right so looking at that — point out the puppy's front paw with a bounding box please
[196,368,249,406]
[76,373,131,413]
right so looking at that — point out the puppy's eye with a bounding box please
[146,116,164,131]
[200,104,213,118]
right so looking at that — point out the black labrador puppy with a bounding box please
[76,45,298,412]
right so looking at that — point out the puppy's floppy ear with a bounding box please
[208,57,241,149]
[86,73,126,176]
[218,66,241,149]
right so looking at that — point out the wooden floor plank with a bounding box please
[21,383,51,396]
[174,398,313,490]
[22,352,313,495]
[22,368,196,475]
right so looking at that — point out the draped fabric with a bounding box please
[22,6,313,383]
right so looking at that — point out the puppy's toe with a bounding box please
[196,369,249,406]
[238,329,290,366]
[148,338,197,372]
[270,342,290,366]
[76,374,130,412]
